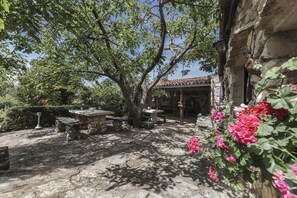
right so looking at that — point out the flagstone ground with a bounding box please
[0,121,253,198]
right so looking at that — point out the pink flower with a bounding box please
[212,110,225,123]
[273,170,285,180]
[240,98,274,117]
[226,155,236,163]
[292,164,297,176]
[229,114,260,145]
[208,164,219,182]
[272,171,289,196]
[284,192,297,198]
[187,136,202,154]
[216,135,229,151]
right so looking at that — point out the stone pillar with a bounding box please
[211,74,222,108]
[87,116,106,135]
[75,115,88,130]
[66,124,81,141]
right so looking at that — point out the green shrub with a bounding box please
[0,105,89,132]
[81,81,126,116]
[0,94,23,109]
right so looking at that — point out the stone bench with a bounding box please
[55,117,81,141]
[106,116,128,131]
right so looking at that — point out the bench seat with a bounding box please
[106,116,128,131]
[55,117,82,141]
[55,117,80,132]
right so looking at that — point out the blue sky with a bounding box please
[168,63,212,79]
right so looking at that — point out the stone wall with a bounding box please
[210,74,221,108]
[224,0,297,105]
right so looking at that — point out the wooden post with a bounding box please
[179,89,184,125]
[0,146,10,170]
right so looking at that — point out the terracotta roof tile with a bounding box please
[156,76,211,87]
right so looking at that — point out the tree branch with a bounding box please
[91,6,121,71]
[133,1,167,102]
[148,28,198,91]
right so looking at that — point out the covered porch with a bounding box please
[154,76,211,124]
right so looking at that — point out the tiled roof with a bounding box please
[156,76,211,87]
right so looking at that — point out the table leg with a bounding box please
[151,113,158,123]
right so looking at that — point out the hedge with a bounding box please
[0,105,89,132]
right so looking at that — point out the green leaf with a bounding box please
[254,78,268,95]
[276,137,291,147]
[257,123,273,136]
[257,138,273,151]
[275,124,287,133]
[280,57,297,71]
[0,18,4,29]
[240,158,247,166]
[1,0,10,12]
[263,154,276,173]
[264,67,282,79]
[289,127,297,134]
[248,144,263,155]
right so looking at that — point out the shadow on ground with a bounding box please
[0,123,240,197]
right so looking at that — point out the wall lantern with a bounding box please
[213,39,226,53]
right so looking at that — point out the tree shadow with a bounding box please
[0,125,242,197]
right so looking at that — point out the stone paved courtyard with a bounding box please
[0,122,250,198]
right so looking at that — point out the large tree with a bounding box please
[3,0,218,127]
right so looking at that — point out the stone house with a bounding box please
[217,0,297,106]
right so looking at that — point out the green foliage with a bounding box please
[81,80,126,116]
[0,94,23,109]
[0,0,10,29]
[17,57,85,105]
[0,105,88,132]
[194,58,297,193]
[2,0,218,127]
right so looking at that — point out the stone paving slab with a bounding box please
[0,123,252,198]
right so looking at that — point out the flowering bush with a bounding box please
[187,57,297,197]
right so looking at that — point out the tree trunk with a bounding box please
[0,146,10,170]
[127,108,143,128]
[118,81,146,128]
[122,94,145,128]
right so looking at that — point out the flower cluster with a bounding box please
[216,135,229,150]
[229,98,290,145]
[209,164,219,182]
[187,136,202,154]
[211,110,225,123]
[240,98,274,117]
[187,58,297,194]
[229,114,260,144]
[272,169,297,198]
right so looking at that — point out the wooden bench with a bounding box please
[106,116,128,131]
[55,117,81,141]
